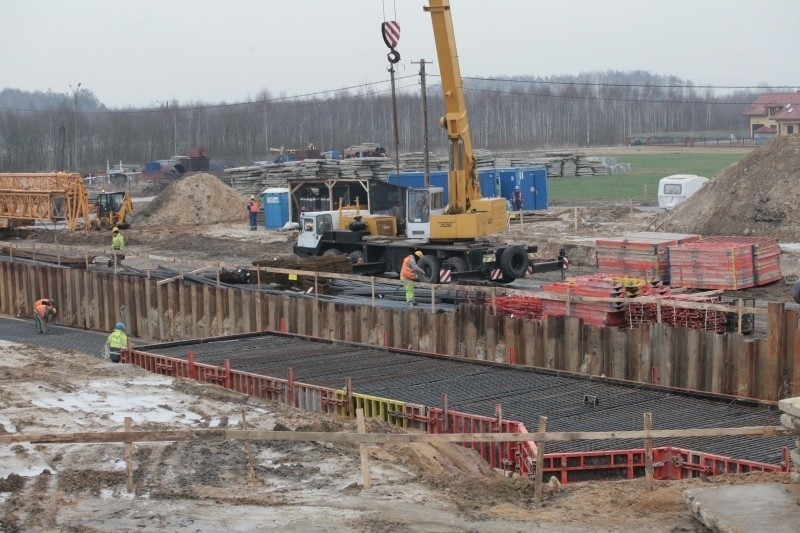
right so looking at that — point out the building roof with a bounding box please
[754,125,777,134]
[743,92,800,116]
[771,104,800,122]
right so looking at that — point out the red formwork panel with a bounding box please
[543,448,646,484]
[596,232,701,282]
[653,447,784,480]
[668,236,782,290]
[123,349,190,378]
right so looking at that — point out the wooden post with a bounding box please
[241,409,256,485]
[644,412,654,491]
[216,263,220,287]
[124,417,133,493]
[371,276,375,307]
[573,207,578,230]
[84,249,89,269]
[492,288,497,315]
[431,284,436,314]
[737,298,744,335]
[656,299,662,324]
[534,415,547,506]
[565,289,571,316]
[356,409,372,490]
[257,268,261,291]
[315,272,319,298]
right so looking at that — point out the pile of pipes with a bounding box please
[596,232,701,283]
[668,236,783,290]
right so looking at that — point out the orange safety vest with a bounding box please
[400,255,416,280]
[34,300,50,317]
[248,200,260,213]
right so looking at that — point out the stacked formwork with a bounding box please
[668,236,783,290]
[596,232,700,282]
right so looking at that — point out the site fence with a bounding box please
[1,260,798,402]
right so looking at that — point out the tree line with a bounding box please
[0,71,765,173]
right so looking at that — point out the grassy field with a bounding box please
[548,151,748,204]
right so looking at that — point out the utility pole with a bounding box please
[412,59,433,187]
[68,82,81,171]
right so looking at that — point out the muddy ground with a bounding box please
[1,340,794,532]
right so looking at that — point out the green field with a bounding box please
[548,152,748,204]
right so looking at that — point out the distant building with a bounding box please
[743,92,800,137]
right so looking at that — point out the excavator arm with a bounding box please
[424,0,481,214]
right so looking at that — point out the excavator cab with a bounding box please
[90,191,133,230]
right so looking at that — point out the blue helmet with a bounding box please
[115,322,126,330]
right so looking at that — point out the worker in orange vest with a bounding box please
[247,195,260,231]
[33,298,57,334]
[400,250,425,306]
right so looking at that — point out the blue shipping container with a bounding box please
[263,188,290,229]
[144,161,161,173]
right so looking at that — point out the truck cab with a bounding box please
[296,211,341,252]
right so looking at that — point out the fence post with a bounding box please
[644,412,654,491]
[356,409,372,490]
[124,417,134,493]
[534,416,548,505]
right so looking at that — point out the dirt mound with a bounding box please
[662,135,800,241]
[138,173,249,227]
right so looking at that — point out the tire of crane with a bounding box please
[348,250,364,265]
[499,245,529,280]
[445,256,469,274]
[416,255,440,283]
[322,248,342,256]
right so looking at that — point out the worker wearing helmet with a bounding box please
[33,298,57,334]
[106,322,128,363]
[247,195,260,231]
[110,226,125,266]
[512,185,524,211]
[400,250,425,306]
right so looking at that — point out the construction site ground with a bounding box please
[4,141,800,529]
[1,337,795,532]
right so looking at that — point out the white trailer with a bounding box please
[658,175,709,210]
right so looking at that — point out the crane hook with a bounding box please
[387,48,401,64]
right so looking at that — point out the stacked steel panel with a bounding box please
[540,275,632,327]
[668,236,782,290]
[492,295,543,320]
[595,232,701,283]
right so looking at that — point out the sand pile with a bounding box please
[138,173,249,226]
[662,135,800,241]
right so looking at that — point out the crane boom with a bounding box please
[424,0,480,214]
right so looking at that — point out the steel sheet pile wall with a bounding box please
[1,261,798,401]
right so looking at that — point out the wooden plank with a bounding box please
[215,287,225,336]
[764,302,784,401]
[639,324,653,383]
[521,320,536,366]
[91,273,101,332]
[644,412,654,491]
[782,310,798,398]
[190,284,199,340]
[177,280,187,340]
[609,327,627,380]
[228,287,238,334]
[584,324,603,375]
[156,281,166,341]
[0,425,788,446]
[202,285,212,338]
[241,290,253,334]
[534,416,547,506]
[124,417,133,493]
[626,326,640,381]
[794,329,800,397]
[685,328,702,391]
[710,332,726,395]
[738,341,754,398]
[564,316,581,373]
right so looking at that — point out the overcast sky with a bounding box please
[3,0,799,109]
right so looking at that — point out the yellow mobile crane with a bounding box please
[295,0,565,283]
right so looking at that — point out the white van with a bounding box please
[657,175,709,210]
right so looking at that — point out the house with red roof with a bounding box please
[743,92,800,137]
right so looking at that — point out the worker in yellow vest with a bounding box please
[400,250,425,306]
[106,322,128,363]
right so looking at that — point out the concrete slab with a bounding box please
[684,483,800,533]
[779,397,800,418]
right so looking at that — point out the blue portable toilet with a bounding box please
[519,167,548,210]
[263,188,290,229]
[498,168,519,202]
[478,168,501,198]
